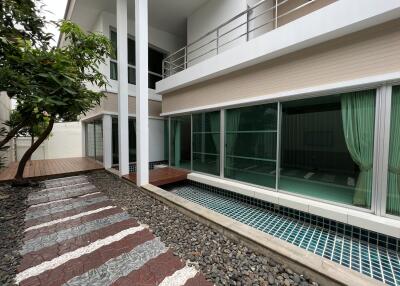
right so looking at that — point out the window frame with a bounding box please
[109,27,165,89]
[165,84,400,215]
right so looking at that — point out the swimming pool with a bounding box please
[166,180,400,286]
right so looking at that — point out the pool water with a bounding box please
[167,181,400,286]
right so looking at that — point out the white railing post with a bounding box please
[116,0,129,176]
[135,0,149,186]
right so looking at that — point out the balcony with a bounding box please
[162,0,336,78]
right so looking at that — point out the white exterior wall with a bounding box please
[15,122,82,161]
[186,0,247,66]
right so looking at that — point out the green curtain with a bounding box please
[387,86,400,215]
[174,120,181,168]
[341,90,375,208]
[209,111,220,153]
[225,109,241,176]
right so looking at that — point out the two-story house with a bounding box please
[62,1,400,284]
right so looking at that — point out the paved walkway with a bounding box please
[16,175,212,286]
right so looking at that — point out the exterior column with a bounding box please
[135,0,149,186]
[102,114,112,169]
[116,0,129,176]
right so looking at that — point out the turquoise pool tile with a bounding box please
[172,183,400,285]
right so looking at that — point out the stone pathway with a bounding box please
[16,175,212,286]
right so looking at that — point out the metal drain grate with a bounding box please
[172,184,400,286]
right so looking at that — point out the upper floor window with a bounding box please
[109,29,164,89]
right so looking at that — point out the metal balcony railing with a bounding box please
[162,0,322,78]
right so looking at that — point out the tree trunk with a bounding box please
[0,117,30,149]
[14,118,54,185]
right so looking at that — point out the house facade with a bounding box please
[64,0,400,249]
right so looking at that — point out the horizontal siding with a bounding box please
[162,19,400,114]
[82,92,162,120]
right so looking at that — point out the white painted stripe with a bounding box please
[25,206,117,232]
[43,175,87,183]
[159,266,198,286]
[27,192,102,209]
[15,225,146,284]
[40,182,90,192]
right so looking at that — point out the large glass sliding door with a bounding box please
[94,121,103,162]
[387,86,400,216]
[166,88,385,210]
[111,117,136,165]
[86,120,103,162]
[225,104,278,188]
[86,123,95,158]
[171,116,191,169]
[279,90,376,208]
[192,111,220,176]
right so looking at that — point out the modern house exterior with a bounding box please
[63,0,400,277]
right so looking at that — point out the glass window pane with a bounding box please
[225,104,277,188]
[112,118,118,164]
[129,119,136,162]
[387,86,400,216]
[149,47,164,75]
[111,117,136,165]
[170,116,191,169]
[128,66,136,85]
[110,30,117,59]
[279,90,375,208]
[128,38,135,66]
[149,73,162,89]
[86,123,95,158]
[164,120,169,161]
[110,61,118,80]
[94,121,103,162]
[192,111,220,176]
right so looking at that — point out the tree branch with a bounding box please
[0,117,30,149]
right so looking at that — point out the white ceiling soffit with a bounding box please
[68,0,209,38]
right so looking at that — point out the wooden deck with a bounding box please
[0,157,104,182]
[123,167,189,186]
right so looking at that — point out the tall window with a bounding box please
[86,120,103,162]
[109,29,164,89]
[170,116,191,169]
[112,117,136,164]
[387,86,400,216]
[279,90,376,208]
[225,104,278,188]
[192,111,220,176]
[164,120,169,161]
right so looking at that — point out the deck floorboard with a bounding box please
[0,157,104,182]
[124,167,189,186]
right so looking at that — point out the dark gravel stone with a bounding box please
[0,183,37,286]
[87,171,319,286]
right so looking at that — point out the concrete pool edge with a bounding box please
[139,182,384,286]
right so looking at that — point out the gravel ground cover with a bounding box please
[0,183,36,286]
[88,171,319,286]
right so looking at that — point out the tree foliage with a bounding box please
[0,0,112,183]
